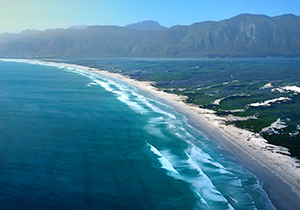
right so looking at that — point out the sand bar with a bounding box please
[4,59,300,209]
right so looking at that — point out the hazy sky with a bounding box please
[1,0,299,33]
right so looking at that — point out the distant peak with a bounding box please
[232,13,272,19]
[273,13,299,19]
[125,20,167,31]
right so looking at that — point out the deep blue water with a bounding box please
[0,60,275,209]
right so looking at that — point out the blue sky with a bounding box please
[1,0,299,33]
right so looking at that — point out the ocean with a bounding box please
[0,60,275,210]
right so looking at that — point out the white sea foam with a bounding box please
[87,82,98,86]
[188,147,234,177]
[184,151,234,208]
[59,64,151,115]
[145,101,176,119]
[157,147,233,207]
[143,101,195,140]
[142,99,198,143]
[63,67,151,114]
[146,141,233,207]
[105,84,150,114]
[148,144,179,175]
[117,94,148,114]
[186,147,258,209]
[93,79,113,92]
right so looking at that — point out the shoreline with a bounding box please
[3,59,300,209]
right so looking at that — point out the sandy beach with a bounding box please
[19,60,300,209]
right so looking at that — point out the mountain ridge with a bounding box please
[0,14,299,58]
[125,20,167,31]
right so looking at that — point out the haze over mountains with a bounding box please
[0,14,299,58]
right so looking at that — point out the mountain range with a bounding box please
[0,14,299,58]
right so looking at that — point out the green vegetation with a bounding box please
[59,58,300,158]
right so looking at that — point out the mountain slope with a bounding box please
[0,14,299,58]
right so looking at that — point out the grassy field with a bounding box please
[60,58,300,158]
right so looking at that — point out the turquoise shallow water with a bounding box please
[0,60,275,209]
